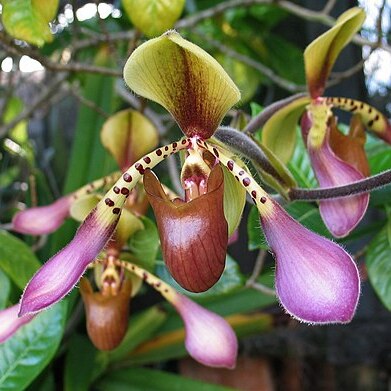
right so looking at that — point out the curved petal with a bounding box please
[0,304,35,343]
[309,135,369,238]
[144,166,228,292]
[12,195,72,235]
[261,200,360,324]
[124,31,240,139]
[19,211,119,316]
[172,294,237,368]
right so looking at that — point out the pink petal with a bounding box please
[309,138,369,237]
[172,294,238,368]
[12,196,72,235]
[261,200,360,324]
[19,211,118,316]
[0,305,35,343]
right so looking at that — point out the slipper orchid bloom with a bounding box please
[262,7,391,237]
[19,30,360,327]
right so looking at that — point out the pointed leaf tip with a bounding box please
[124,32,240,139]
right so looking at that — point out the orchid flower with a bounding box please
[18,30,361,327]
[262,7,391,237]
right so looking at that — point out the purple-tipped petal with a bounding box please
[172,294,238,368]
[12,196,72,235]
[19,212,118,316]
[261,200,360,324]
[0,304,35,343]
[309,138,369,237]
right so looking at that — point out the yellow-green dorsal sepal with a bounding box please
[123,31,241,140]
[307,101,333,150]
[304,7,366,98]
[122,0,185,38]
[101,109,159,170]
[262,96,311,163]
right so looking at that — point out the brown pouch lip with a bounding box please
[143,165,228,293]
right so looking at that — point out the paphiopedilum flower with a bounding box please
[19,30,361,327]
[113,259,238,368]
[301,102,369,237]
[0,304,35,343]
[262,7,390,237]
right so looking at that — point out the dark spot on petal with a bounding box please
[113,186,120,194]
[227,160,234,171]
[374,114,380,121]
[251,190,257,198]
[239,170,245,176]
[135,163,145,174]
[164,146,169,151]
[181,139,187,144]
[260,196,267,204]
[173,142,177,149]
[112,207,121,214]
[243,178,251,186]
[143,156,151,164]
[105,198,114,207]
[123,173,132,182]
[213,147,219,157]
[156,149,162,156]
[121,188,129,195]
[368,120,374,127]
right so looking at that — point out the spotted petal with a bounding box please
[124,31,240,139]
[19,211,119,316]
[261,200,360,324]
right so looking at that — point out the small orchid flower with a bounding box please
[113,259,238,368]
[301,102,369,237]
[262,7,391,237]
[0,304,35,343]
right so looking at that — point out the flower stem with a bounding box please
[289,168,391,201]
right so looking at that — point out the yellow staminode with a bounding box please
[124,31,241,139]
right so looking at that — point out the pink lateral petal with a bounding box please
[172,294,238,368]
[19,212,118,316]
[309,138,369,237]
[12,196,72,235]
[261,200,360,324]
[0,304,35,343]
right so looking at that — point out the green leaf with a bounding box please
[304,7,365,97]
[95,367,234,391]
[0,301,67,390]
[1,0,58,46]
[156,255,245,299]
[288,130,317,188]
[366,221,391,311]
[128,216,159,270]
[0,269,11,309]
[64,334,98,391]
[0,231,41,289]
[262,96,310,163]
[222,165,246,236]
